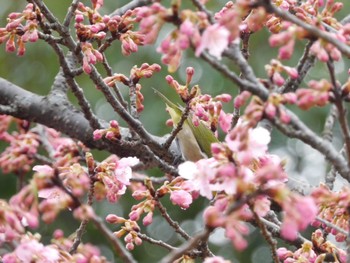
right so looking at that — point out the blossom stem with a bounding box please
[251,207,279,263]
[327,59,350,170]
[163,102,192,150]
[137,232,176,251]
[159,227,212,263]
[154,198,191,240]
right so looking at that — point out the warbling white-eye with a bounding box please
[154,89,219,162]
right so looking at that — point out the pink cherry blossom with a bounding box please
[170,189,193,209]
[115,157,139,185]
[178,159,217,199]
[281,195,317,240]
[3,238,60,263]
[195,23,230,60]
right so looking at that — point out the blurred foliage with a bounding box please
[0,1,350,262]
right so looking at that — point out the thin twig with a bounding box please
[322,105,337,143]
[163,103,191,150]
[322,105,338,190]
[69,155,97,254]
[45,41,102,131]
[281,41,315,93]
[251,208,279,263]
[129,82,139,119]
[270,111,350,182]
[100,53,128,109]
[327,59,350,169]
[159,228,212,263]
[154,199,191,240]
[259,217,307,247]
[315,216,348,236]
[191,0,215,24]
[63,0,80,28]
[110,0,154,17]
[137,233,176,251]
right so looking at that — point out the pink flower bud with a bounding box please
[142,212,153,226]
[126,242,134,250]
[93,129,103,140]
[106,214,125,224]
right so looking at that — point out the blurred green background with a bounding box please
[1,1,350,262]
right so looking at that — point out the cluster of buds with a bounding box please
[269,0,347,63]
[311,184,350,242]
[189,91,232,133]
[165,67,195,102]
[130,63,161,82]
[269,22,308,60]
[277,229,347,263]
[32,165,75,224]
[93,120,121,141]
[261,92,296,124]
[129,188,156,226]
[2,230,108,263]
[103,64,160,112]
[0,199,35,245]
[120,30,145,56]
[0,131,39,174]
[158,18,202,72]
[296,79,332,110]
[204,196,252,251]
[0,3,40,56]
[265,59,299,86]
[135,2,208,71]
[81,42,103,74]
[295,0,343,29]
[134,3,167,45]
[75,2,144,57]
[264,0,296,33]
[106,215,142,250]
[165,67,232,132]
[52,229,108,262]
[44,128,83,168]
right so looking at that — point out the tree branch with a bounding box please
[0,78,180,169]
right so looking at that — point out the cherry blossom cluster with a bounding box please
[106,214,142,251]
[0,3,40,56]
[75,0,144,71]
[0,115,39,174]
[93,155,139,203]
[311,184,350,242]
[0,120,139,257]
[234,77,335,125]
[277,229,347,263]
[178,123,317,249]
[269,0,348,62]
[265,59,298,86]
[102,63,160,112]
[2,230,108,263]
[165,67,232,133]
[1,0,350,262]
[93,120,121,141]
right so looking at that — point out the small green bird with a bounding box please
[154,89,219,162]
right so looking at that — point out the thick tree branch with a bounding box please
[0,78,180,169]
